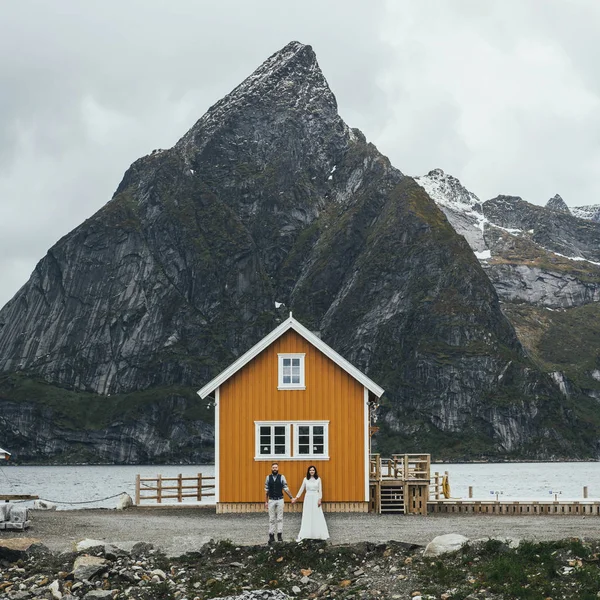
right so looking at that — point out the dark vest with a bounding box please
[268,474,284,500]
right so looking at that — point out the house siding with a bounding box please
[218,329,366,503]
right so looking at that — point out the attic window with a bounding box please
[278,354,305,390]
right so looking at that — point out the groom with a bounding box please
[264,462,295,544]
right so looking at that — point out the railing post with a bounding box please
[434,472,440,499]
[135,474,141,506]
[197,473,203,501]
[157,474,162,504]
[177,474,183,502]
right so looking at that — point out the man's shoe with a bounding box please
[268,534,275,545]
[277,533,283,542]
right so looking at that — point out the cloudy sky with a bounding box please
[1,0,600,307]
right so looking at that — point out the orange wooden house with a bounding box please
[198,314,384,513]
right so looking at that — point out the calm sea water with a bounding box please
[0,462,598,510]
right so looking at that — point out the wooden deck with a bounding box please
[369,454,432,514]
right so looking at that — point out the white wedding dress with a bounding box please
[295,477,330,542]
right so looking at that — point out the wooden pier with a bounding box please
[429,499,600,515]
[369,454,599,516]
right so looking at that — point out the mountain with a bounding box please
[416,169,600,409]
[572,204,600,223]
[545,194,570,214]
[0,42,597,463]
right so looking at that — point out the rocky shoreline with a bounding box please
[2,534,600,600]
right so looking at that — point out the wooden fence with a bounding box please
[135,473,215,505]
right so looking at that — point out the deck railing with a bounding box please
[370,453,431,481]
[135,473,215,505]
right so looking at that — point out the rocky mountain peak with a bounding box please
[414,168,481,210]
[175,41,342,164]
[546,194,570,214]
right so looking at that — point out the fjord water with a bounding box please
[0,463,597,510]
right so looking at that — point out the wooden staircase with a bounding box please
[380,483,405,513]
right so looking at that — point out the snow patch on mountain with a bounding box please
[415,168,488,251]
[572,204,600,223]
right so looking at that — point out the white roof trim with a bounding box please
[0,447,11,456]
[198,315,384,399]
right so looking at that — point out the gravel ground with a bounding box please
[3,508,600,555]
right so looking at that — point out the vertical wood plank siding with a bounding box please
[219,330,365,503]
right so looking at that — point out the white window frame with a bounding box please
[254,421,330,461]
[278,353,306,390]
[293,421,329,460]
[254,422,291,460]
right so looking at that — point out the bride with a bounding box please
[292,465,330,542]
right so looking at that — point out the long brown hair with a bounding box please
[306,465,319,480]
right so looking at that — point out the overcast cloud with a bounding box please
[1,0,599,307]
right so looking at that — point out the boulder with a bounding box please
[423,533,469,557]
[115,493,133,510]
[0,538,45,562]
[33,499,58,511]
[72,555,108,581]
[8,505,29,523]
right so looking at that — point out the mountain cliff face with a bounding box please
[416,169,600,415]
[546,194,570,214]
[0,42,598,463]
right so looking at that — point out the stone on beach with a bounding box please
[73,555,109,581]
[49,579,62,599]
[0,537,44,561]
[115,493,133,510]
[423,533,469,557]
[33,499,58,510]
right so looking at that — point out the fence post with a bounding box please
[135,474,141,506]
[584,486,588,499]
[197,473,203,501]
[178,474,183,502]
[469,486,473,499]
[435,472,440,499]
[157,474,162,504]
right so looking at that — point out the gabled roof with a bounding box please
[197,314,384,399]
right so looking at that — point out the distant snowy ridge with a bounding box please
[572,204,600,223]
[415,168,600,268]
